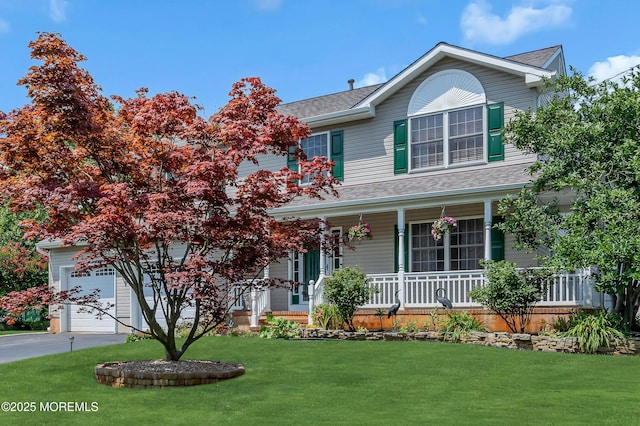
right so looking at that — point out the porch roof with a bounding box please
[274,161,535,216]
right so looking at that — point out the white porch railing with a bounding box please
[249,287,269,327]
[364,269,596,309]
[308,275,325,325]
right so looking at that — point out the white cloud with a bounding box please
[253,0,284,11]
[0,17,9,34]
[416,14,428,26]
[461,1,572,45]
[49,0,69,23]
[356,68,388,87]
[588,55,640,84]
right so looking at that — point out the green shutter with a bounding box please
[393,225,410,273]
[393,120,408,174]
[487,102,504,162]
[330,130,344,181]
[287,145,297,170]
[491,216,505,261]
[287,145,298,184]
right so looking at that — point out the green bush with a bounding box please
[563,310,626,353]
[126,331,154,343]
[312,303,343,330]
[439,311,485,342]
[470,260,551,333]
[259,314,300,339]
[323,266,373,331]
[398,320,421,333]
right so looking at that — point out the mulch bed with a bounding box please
[95,359,245,388]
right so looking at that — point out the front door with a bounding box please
[291,250,320,309]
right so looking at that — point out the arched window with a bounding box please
[407,70,487,170]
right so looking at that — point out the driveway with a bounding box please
[0,333,127,364]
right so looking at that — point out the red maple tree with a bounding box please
[0,33,338,360]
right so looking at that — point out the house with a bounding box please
[38,42,603,334]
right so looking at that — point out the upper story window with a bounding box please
[300,132,329,184]
[393,69,503,174]
[288,130,344,182]
[410,105,484,169]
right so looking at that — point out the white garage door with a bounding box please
[139,271,195,332]
[67,267,116,333]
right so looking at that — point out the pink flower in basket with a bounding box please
[348,222,372,241]
[432,216,457,241]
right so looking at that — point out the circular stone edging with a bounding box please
[95,359,245,388]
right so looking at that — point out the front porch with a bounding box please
[237,268,605,332]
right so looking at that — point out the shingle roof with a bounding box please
[276,44,562,121]
[504,45,562,68]
[275,84,382,120]
[276,162,534,214]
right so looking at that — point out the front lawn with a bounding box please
[0,337,637,425]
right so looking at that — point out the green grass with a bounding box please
[0,329,45,336]
[1,337,638,425]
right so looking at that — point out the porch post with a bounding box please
[250,289,258,328]
[397,208,406,309]
[310,218,326,325]
[484,199,492,261]
[263,264,271,312]
[319,218,326,278]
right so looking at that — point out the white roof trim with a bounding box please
[271,182,527,218]
[304,105,375,128]
[355,43,556,110]
[408,69,486,116]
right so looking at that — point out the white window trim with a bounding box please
[408,215,484,272]
[299,131,330,185]
[408,104,487,173]
[328,227,343,274]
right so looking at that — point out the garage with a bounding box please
[66,267,116,333]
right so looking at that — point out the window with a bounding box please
[410,105,484,170]
[328,228,343,274]
[411,222,444,272]
[289,131,344,182]
[449,218,484,270]
[300,133,328,184]
[410,218,484,272]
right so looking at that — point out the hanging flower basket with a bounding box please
[432,216,457,241]
[348,222,372,242]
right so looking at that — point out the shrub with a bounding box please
[398,320,421,333]
[259,314,300,339]
[564,310,626,353]
[312,303,343,329]
[126,331,154,343]
[439,311,485,342]
[323,267,373,331]
[470,260,551,333]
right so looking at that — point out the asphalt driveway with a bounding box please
[0,333,127,364]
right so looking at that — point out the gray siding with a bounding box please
[238,57,538,191]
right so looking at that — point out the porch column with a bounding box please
[318,218,326,278]
[397,208,406,309]
[250,289,258,328]
[263,264,271,312]
[484,199,492,261]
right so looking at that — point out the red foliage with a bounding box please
[0,33,338,359]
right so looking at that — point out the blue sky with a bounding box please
[1,0,639,116]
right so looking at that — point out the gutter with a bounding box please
[271,182,528,217]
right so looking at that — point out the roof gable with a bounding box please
[278,42,563,127]
[354,42,558,110]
